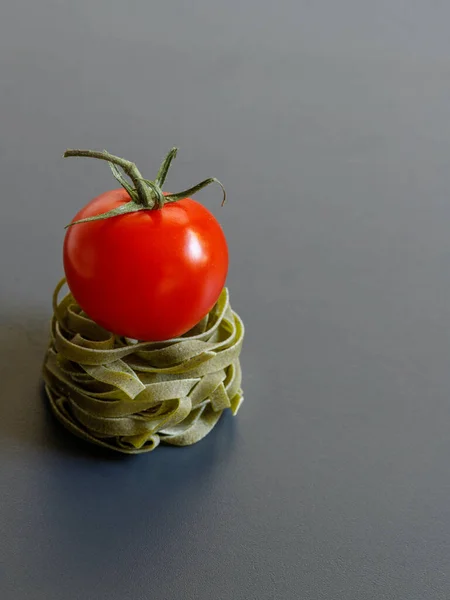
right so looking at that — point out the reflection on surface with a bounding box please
[186,229,207,264]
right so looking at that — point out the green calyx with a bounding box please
[63,147,226,228]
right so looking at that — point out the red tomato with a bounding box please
[63,188,228,341]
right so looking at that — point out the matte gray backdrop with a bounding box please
[2,1,450,598]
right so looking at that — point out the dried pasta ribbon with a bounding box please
[43,279,244,454]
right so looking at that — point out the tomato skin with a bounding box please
[63,189,228,341]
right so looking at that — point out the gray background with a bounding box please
[2,1,450,598]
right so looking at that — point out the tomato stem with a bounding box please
[155,147,178,187]
[63,147,226,226]
[64,149,155,208]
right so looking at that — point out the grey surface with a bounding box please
[2,1,450,598]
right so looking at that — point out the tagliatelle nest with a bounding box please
[43,279,244,454]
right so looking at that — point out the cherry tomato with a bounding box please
[63,188,228,341]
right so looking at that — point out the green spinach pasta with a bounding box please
[43,279,244,454]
